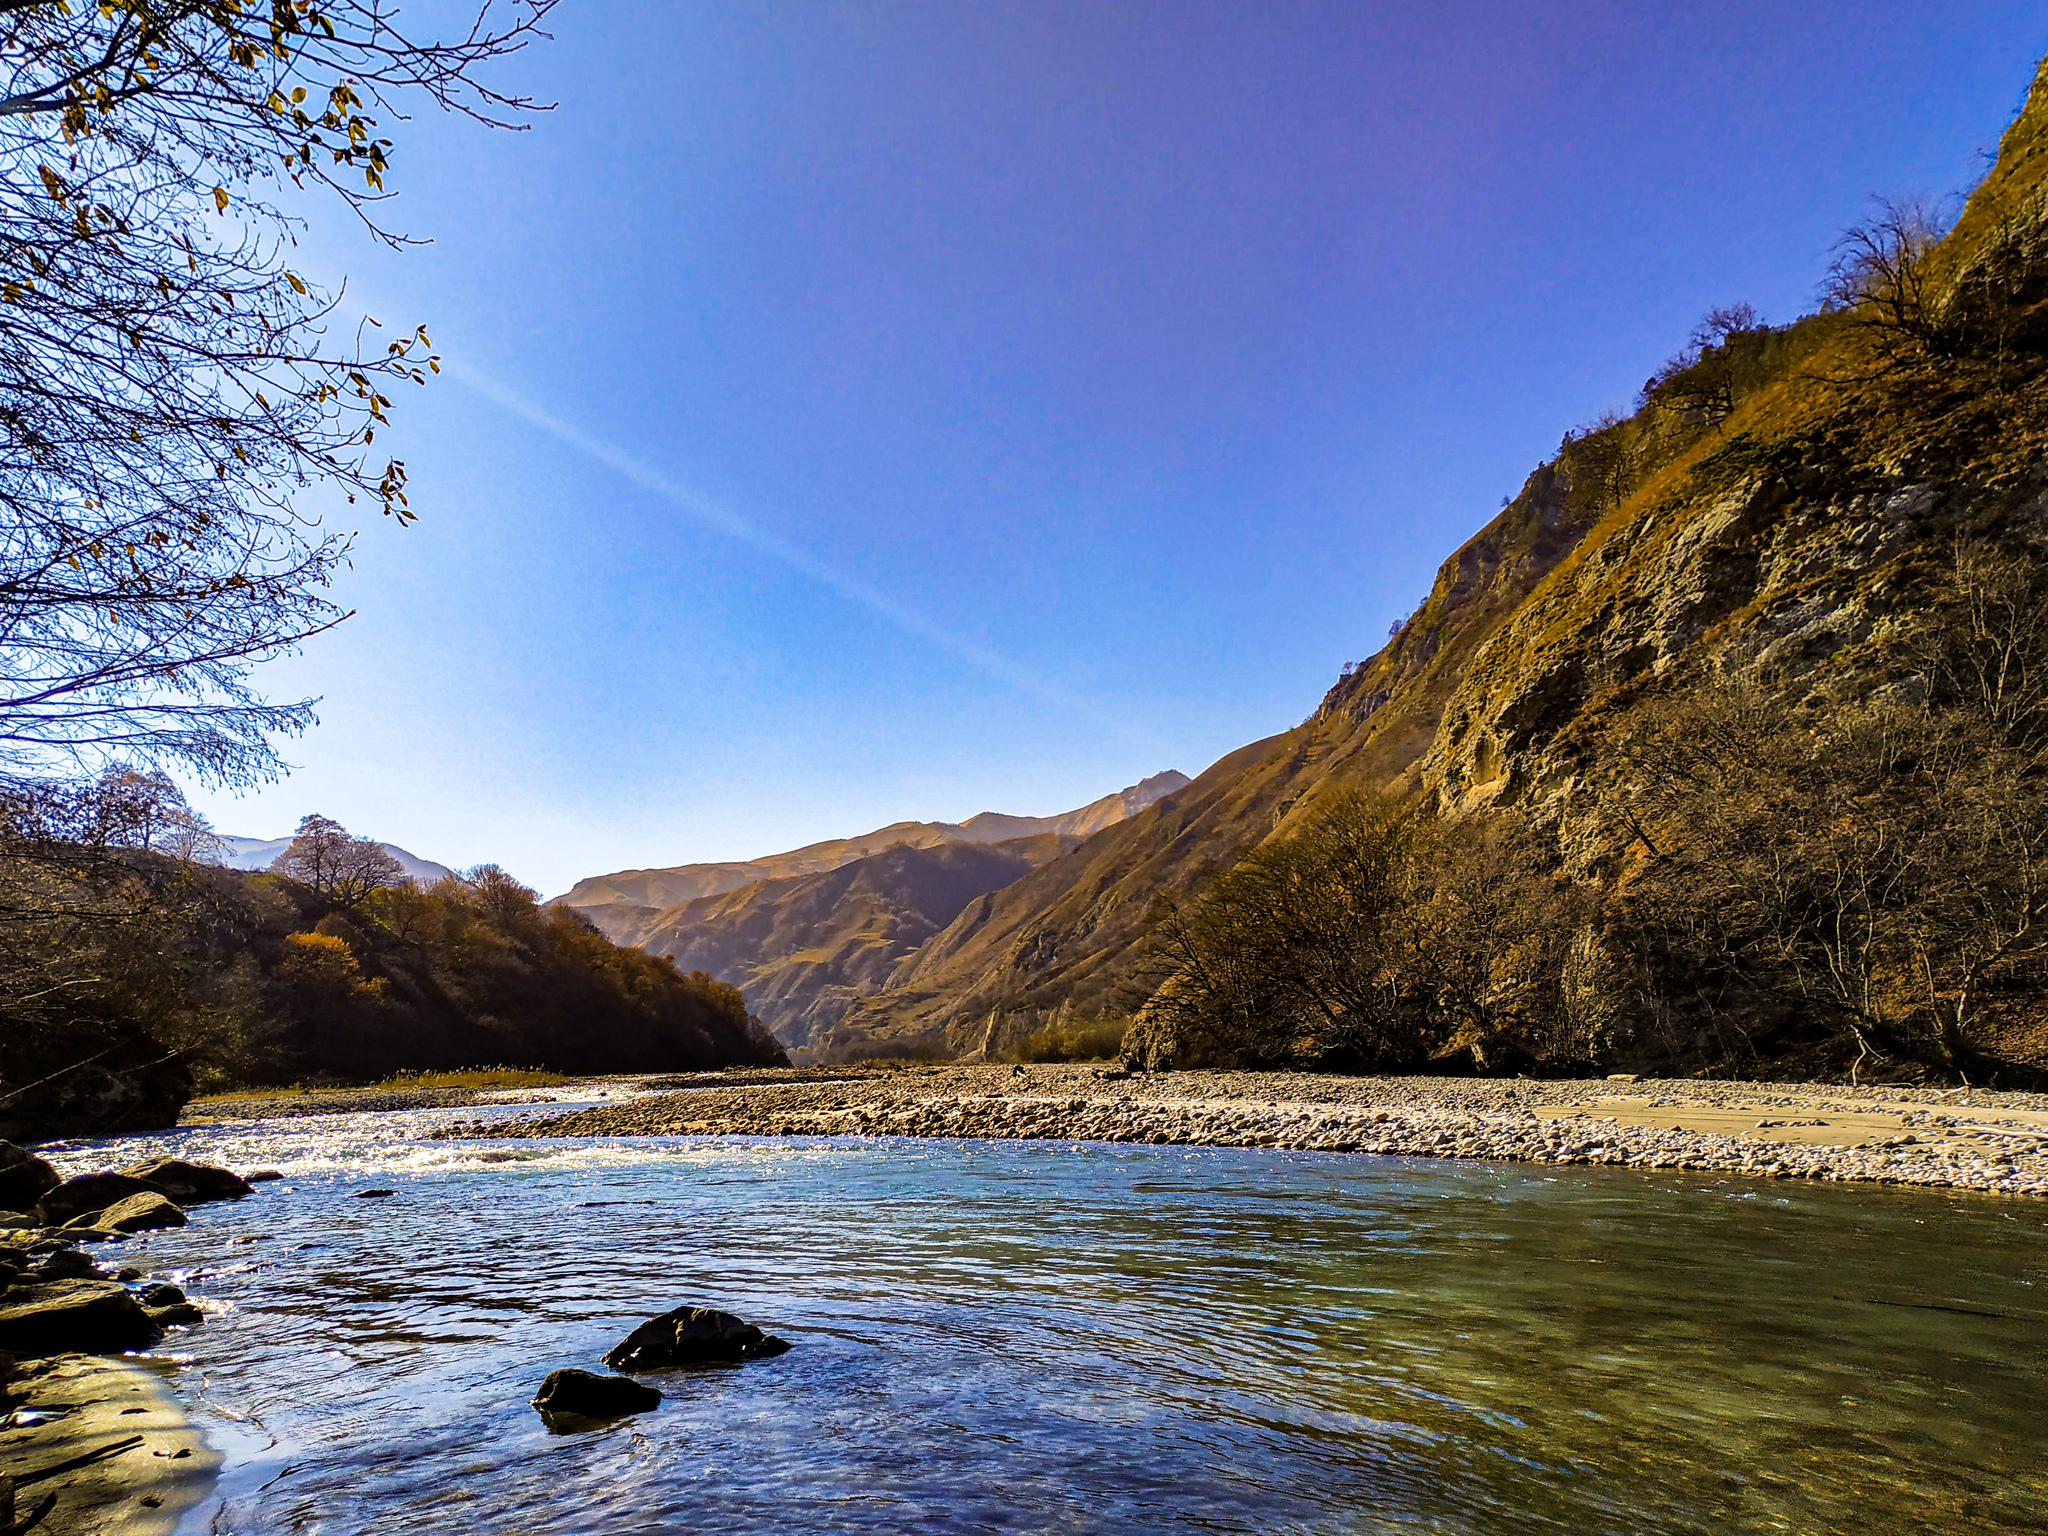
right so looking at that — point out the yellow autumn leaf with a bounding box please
[212,185,228,213]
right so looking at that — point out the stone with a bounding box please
[244,1171,284,1183]
[0,1144,59,1214]
[352,1189,397,1199]
[0,1212,33,1231]
[144,1302,204,1328]
[31,1250,102,1282]
[35,1173,159,1228]
[92,1193,187,1234]
[0,1280,161,1357]
[601,1306,792,1371]
[530,1368,662,1424]
[119,1159,252,1205]
[138,1284,185,1308]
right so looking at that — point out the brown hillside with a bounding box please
[833,54,2048,1061]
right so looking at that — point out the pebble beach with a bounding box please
[450,1065,2048,1197]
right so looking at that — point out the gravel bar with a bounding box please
[444,1065,2048,1197]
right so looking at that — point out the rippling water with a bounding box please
[46,1104,2048,1535]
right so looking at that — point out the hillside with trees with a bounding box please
[0,793,784,1141]
[827,55,2048,1086]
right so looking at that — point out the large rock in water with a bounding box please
[601,1306,792,1371]
[34,1173,161,1228]
[531,1368,662,1423]
[87,1192,187,1234]
[119,1159,252,1205]
[0,1142,59,1213]
[0,1280,161,1356]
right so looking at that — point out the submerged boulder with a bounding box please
[0,1143,59,1213]
[119,1159,252,1205]
[0,1279,161,1356]
[531,1368,662,1424]
[601,1306,792,1372]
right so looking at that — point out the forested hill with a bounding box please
[0,854,786,1143]
[825,53,2048,1077]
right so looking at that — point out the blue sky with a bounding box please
[185,1,2048,897]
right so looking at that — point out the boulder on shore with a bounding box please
[119,1159,252,1205]
[0,1279,161,1356]
[35,1173,161,1228]
[0,1143,59,1213]
[531,1368,662,1424]
[601,1306,792,1371]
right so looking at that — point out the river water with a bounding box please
[45,1101,2048,1535]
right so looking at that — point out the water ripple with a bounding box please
[41,1111,2048,1535]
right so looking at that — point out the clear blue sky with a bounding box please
[185,1,2048,897]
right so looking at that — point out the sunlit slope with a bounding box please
[554,771,1187,912]
[834,55,2048,1059]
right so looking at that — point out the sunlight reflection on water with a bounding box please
[50,1105,2048,1536]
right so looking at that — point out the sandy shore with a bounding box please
[448,1064,2048,1197]
[1,1355,219,1536]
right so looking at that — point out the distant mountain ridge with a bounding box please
[212,834,456,886]
[553,770,1189,912]
[554,772,1188,1047]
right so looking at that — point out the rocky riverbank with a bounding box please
[447,1065,2048,1197]
[1,1145,261,1532]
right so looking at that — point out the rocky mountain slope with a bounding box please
[822,55,2048,1063]
[555,774,1186,1046]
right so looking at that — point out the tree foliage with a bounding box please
[269,809,400,906]
[0,0,552,788]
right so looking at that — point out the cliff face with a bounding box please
[828,55,2048,1060]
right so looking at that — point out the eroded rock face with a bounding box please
[530,1367,662,1424]
[601,1306,791,1371]
[0,1143,59,1213]
[119,1159,253,1205]
[0,1279,161,1357]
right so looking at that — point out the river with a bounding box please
[44,1099,2048,1534]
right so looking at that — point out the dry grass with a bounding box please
[193,1065,569,1101]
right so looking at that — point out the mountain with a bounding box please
[212,834,456,886]
[821,56,2048,1063]
[552,771,1185,916]
[554,773,1186,1047]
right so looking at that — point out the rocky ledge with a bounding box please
[445,1065,2048,1198]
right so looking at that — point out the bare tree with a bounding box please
[1821,196,1949,369]
[95,762,222,859]
[1643,303,1766,424]
[271,812,403,907]
[0,0,553,789]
